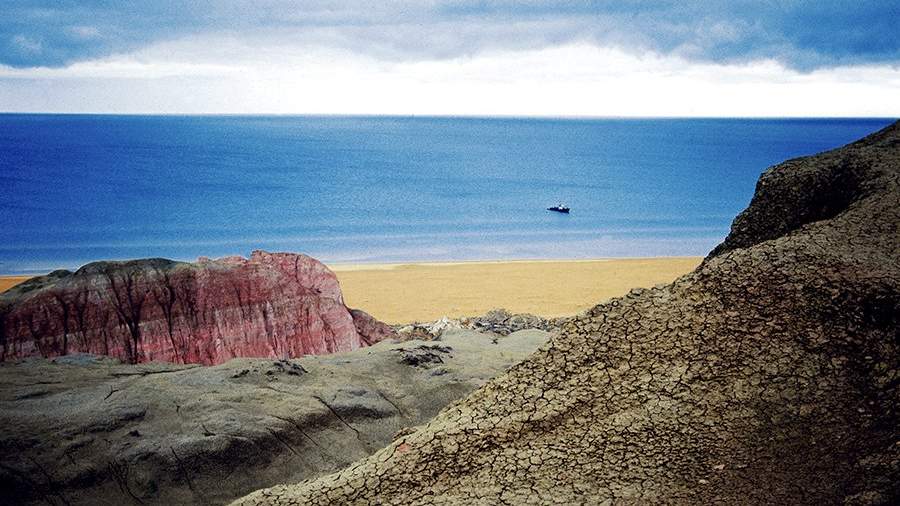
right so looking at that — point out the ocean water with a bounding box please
[0,115,893,275]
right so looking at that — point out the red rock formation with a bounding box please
[0,251,395,365]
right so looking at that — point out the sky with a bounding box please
[1,1,898,116]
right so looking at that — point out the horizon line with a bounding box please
[0,112,897,121]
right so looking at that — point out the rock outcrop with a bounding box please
[0,329,551,505]
[396,309,567,341]
[235,122,900,505]
[461,308,567,336]
[0,251,395,365]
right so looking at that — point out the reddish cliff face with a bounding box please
[0,251,395,365]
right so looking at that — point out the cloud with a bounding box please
[67,26,101,40]
[11,34,42,54]
[0,2,897,115]
[1,41,898,116]
[0,1,898,70]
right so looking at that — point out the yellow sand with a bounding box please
[0,276,29,293]
[0,257,702,324]
[331,257,702,324]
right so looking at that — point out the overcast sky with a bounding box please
[1,1,898,116]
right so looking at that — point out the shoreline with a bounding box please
[1,256,703,323]
[326,256,701,271]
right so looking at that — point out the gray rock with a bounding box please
[0,329,551,505]
[394,309,567,342]
[461,308,568,335]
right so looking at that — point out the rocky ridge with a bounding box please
[235,122,900,504]
[0,251,395,365]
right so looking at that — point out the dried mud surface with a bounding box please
[235,122,900,505]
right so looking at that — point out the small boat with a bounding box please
[547,203,570,213]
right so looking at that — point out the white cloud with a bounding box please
[67,26,102,40]
[0,39,898,116]
[12,35,43,55]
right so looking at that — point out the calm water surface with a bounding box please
[0,115,893,274]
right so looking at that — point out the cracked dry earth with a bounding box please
[234,122,900,505]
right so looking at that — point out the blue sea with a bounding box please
[0,115,893,275]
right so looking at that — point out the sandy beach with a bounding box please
[0,276,30,293]
[0,257,702,324]
[331,257,702,323]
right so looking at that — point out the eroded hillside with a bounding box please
[235,122,900,505]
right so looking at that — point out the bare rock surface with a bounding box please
[460,308,568,336]
[0,328,551,505]
[234,122,900,505]
[0,251,395,365]
[396,309,566,341]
